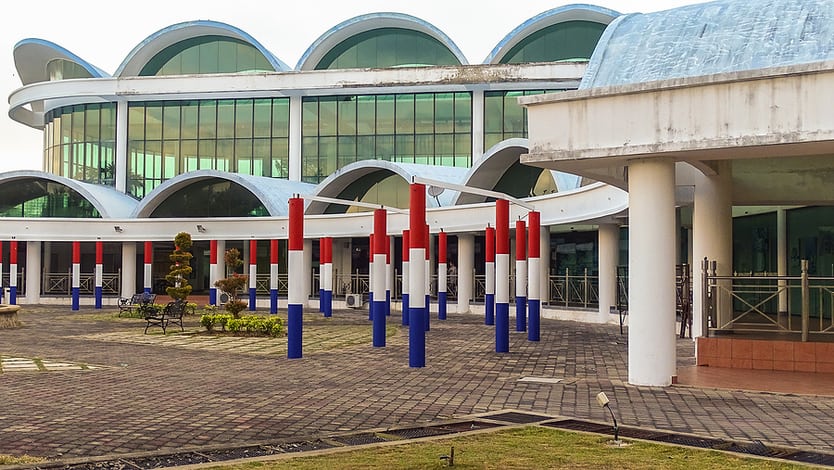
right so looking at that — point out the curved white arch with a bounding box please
[131,170,315,218]
[13,38,109,86]
[115,20,290,77]
[0,170,137,218]
[484,4,620,64]
[296,12,468,70]
[308,160,469,214]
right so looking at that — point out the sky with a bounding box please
[0,0,703,173]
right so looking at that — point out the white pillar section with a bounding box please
[692,160,732,337]
[289,96,303,182]
[457,234,474,314]
[540,229,550,304]
[777,208,788,315]
[121,242,136,297]
[216,239,226,278]
[628,159,676,386]
[25,241,41,304]
[303,238,313,301]
[471,90,485,160]
[598,224,619,323]
[115,100,129,193]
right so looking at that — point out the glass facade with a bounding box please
[148,178,268,218]
[127,98,290,198]
[0,180,100,218]
[302,93,471,183]
[484,90,560,150]
[47,59,94,81]
[44,104,116,185]
[139,36,274,76]
[315,28,460,70]
[500,20,607,64]
[493,162,557,199]
[324,171,410,213]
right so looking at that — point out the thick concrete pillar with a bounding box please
[598,224,619,323]
[456,234,474,314]
[25,241,41,304]
[777,208,788,317]
[121,242,136,297]
[692,160,732,337]
[628,159,676,386]
[289,96,302,182]
[115,101,128,193]
[471,90,485,160]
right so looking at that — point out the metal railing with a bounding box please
[42,271,121,295]
[703,258,834,341]
[1,269,25,296]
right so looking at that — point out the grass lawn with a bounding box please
[206,426,806,470]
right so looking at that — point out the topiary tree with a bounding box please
[214,248,248,318]
[166,232,193,300]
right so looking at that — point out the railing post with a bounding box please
[565,268,569,307]
[583,268,589,308]
[801,259,809,342]
[701,257,710,337]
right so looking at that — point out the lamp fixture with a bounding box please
[596,392,620,443]
[114,226,123,233]
[196,224,206,233]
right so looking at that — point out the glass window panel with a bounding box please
[235,138,253,173]
[454,134,471,164]
[376,95,394,134]
[395,95,414,134]
[235,99,253,138]
[181,46,199,74]
[253,138,270,176]
[128,105,144,141]
[181,102,198,140]
[218,41,237,73]
[200,41,219,73]
[395,134,414,161]
[145,104,163,140]
[199,101,217,139]
[85,106,100,141]
[484,92,504,133]
[71,106,85,141]
[454,93,471,133]
[198,140,215,169]
[504,91,524,133]
[217,100,235,139]
[272,139,289,178]
[414,94,434,134]
[356,95,376,135]
[145,141,162,178]
[436,134,453,157]
[163,140,179,176]
[272,99,289,138]
[237,43,256,72]
[253,99,272,138]
[302,98,319,137]
[319,137,337,178]
[415,134,434,161]
[216,139,233,171]
[338,97,357,135]
[375,135,393,161]
[163,104,180,140]
[318,98,337,136]
[357,135,375,159]
[182,140,198,172]
[434,93,454,134]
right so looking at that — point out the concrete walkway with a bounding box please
[1,305,833,461]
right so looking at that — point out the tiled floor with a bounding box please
[676,364,834,397]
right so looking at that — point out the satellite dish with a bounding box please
[427,186,445,197]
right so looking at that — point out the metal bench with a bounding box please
[119,293,156,317]
[143,299,186,334]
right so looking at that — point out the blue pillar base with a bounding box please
[438,291,447,320]
[402,294,410,326]
[485,293,495,325]
[386,291,391,316]
[270,289,278,314]
[249,288,257,311]
[373,300,386,347]
[528,299,540,341]
[72,287,80,311]
[324,290,332,317]
[368,292,374,321]
[209,288,217,306]
[9,287,17,305]
[408,307,426,367]
[496,303,509,353]
[95,286,103,309]
[319,289,324,312]
[515,296,527,332]
[288,304,303,359]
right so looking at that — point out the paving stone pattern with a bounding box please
[0,305,833,461]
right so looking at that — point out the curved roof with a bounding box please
[13,38,109,86]
[452,138,582,205]
[583,0,834,88]
[131,170,315,218]
[485,4,620,64]
[296,12,468,70]
[307,160,468,214]
[115,20,290,77]
[0,170,137,218]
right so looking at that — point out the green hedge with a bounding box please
[200,313,284,337]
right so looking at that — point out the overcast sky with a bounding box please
[0,0,702,173]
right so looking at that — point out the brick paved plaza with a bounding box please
[1,305,833,462]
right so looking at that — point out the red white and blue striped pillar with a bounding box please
[209,240,218,305]
[409,183,427,367]
[424,223,431,331]
[515,219,527,332]
[318,238,325,313]
[0,241,4,303]
[288,196,304,359]
[372,209,387,347]
[71,241,81,311]
[386,235,392,317]
[485,225,496,326]
[401,230,410,326]
[249,239,258,311]
[143,241,153,294]
[95,241,104,309]
[528,211,541,341]
[438,230,448,320]
[9,241,18,304]
[496,199,510,353]
[322,237,332,317]
[368,233,374,321]
[270,239,279,314]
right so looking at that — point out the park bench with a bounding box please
[118,293,156,317]
[143,299,186,334]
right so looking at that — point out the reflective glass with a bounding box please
[149,178,268,217]
[316,28,460,69]
[140,36,273,76]
[500,21,607,64]
[43,104,117,185]
[0,180,100,218]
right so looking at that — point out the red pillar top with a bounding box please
[373,209,387,256]
[402,230,410,262]
[72,241,81,264]
[210,239,218,264]
[485,226,495,263]
[288,197,304,251]
[96,241,103,265]
[10,240,17,264]
[515,220,526,261]
[271,239,279,264]
[144,241,152,264]
[249,239,258,264]
[409,183,426,249]
[528,211,541,259]
[496,199,509,255]
[438,231,447,264]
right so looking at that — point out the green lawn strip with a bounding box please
[206,426,805,470]
[0,454,47,465]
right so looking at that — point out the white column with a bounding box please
[628,159,676,387]
[598,224,619,323]
[289,96,302,182]
[25,241,41,304]
[471,90,485,161]
[121,242,136,297]
[303,238,313,302]
[216,240,226,278]
[777,208,788,316]
[115,100,129,193]
[540,228,550,305]
[692,160,733,337]
[457,234,474,314]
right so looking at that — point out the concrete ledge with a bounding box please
[0,304,22,328]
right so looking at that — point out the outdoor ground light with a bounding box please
[596,391,620,442]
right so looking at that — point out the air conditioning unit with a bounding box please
[218,291,234,304]
[345,293,363,308]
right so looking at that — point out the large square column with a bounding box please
[628,158,677,386]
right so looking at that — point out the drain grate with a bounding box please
[784,451,834,466]
[385,426,451,439]
[330,433,389,446]
[542,419,611,434]
[654,434,724,449]
[485,411,554,424]
[617,427,670,441]
[432,420,501,433]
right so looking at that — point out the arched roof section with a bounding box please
[115,20,289,77]
[485,4,619,64]
[131,170,315,218]
[452,138,582,205]
[0,170,136,218]
[583,0,834,88]
[13,38,109,86]
[307,160,468,214]
[297,12,467,70]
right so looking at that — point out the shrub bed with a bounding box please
[200,313,285,337]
